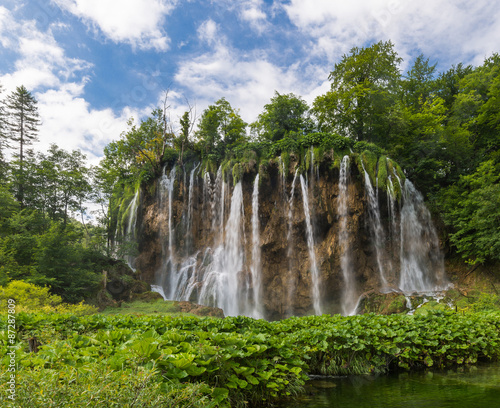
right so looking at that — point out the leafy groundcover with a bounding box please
[1,310,499,407]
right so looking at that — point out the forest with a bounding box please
[1,41,499,406]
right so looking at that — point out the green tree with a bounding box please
[4,85,41,206]
[442,54,500,175]
[40,145,91,226]
[251,91,312,141]
[89,165,116,256]
[0,83,8,183]
[196,98,247,161]
[438,159,500,264]
[177,109,195,167]
[33,221,102,302]
[0,185,18,223]
[401,54,437,109]
[0,209,49,282]
[101,107,174,187]
[313,41,402,144]
[435,63,474,112]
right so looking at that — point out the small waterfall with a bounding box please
[123,188,140,270]
[186,163,199,251]
[362,163,388,288]
[167,168,177,298]
[279,156,286,196]
[157,166,178,298]
[202,170,211,226]
[386,175,399,246]
[125,189,140,237]
[170,255,197,301]
[300,174,322,315]
[198,182,245,316]
[150,284,167,300]
[286,169,299,313]
[338,156,357,315]
[399,180,448,292]
[250,174,262,318]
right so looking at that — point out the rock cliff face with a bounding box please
[123,154,448,320]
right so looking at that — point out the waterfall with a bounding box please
[399,180,448,292]
[362,163,388,288]
[123,188,140,270]
[202,170,211,227]
[279,156,286,196]
[198,182,245,316]
[186,163,199,251]
[125,189,140,238]
[157,166,178,298]
[338,156,357,315]
[211,167,226,244]
[386,175,399,246]
[149,159,450,319]
[250,174,262,318]
[150,284,167,300]
[286,169,299,313]
[300,174,322,315]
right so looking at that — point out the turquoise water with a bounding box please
[287,363,500,408]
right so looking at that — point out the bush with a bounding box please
[0,280,97,315]
[0,280,62,311]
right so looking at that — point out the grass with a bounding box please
[101,299,196,317]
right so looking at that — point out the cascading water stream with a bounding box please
[198,182,245,316]
[286,169,299,313]
[362,163,388,288]
[399,179,448,292]
[186,163,199,252]
[250,174,262,318]
[123,188,140,270]
[386,175,399,247]
[159,167,180,299]
[300,174,322,315]
[338,156,357,315]
[155,166,177,296]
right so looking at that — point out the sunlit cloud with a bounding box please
[52,0,177,51]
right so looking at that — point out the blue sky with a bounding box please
[1,0,500,165]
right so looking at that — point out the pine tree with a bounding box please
[0,83,8,183]
[5,85,41,205]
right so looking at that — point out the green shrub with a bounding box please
[0,281,97,315]
[0,280,62,310]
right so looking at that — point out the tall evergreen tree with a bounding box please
[5,85,41,205]
[0,83,8,183]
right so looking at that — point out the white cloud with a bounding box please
[0,5,133,165]
[36,84,134,165]
[239,0,268,34]
[197,19,218,45]
[52,0,176,51]
[283,0,500,69]
[209,0,269,34]
[174,41,329,124]
[0,6,91,92]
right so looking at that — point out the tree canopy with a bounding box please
[313,40,402,144]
